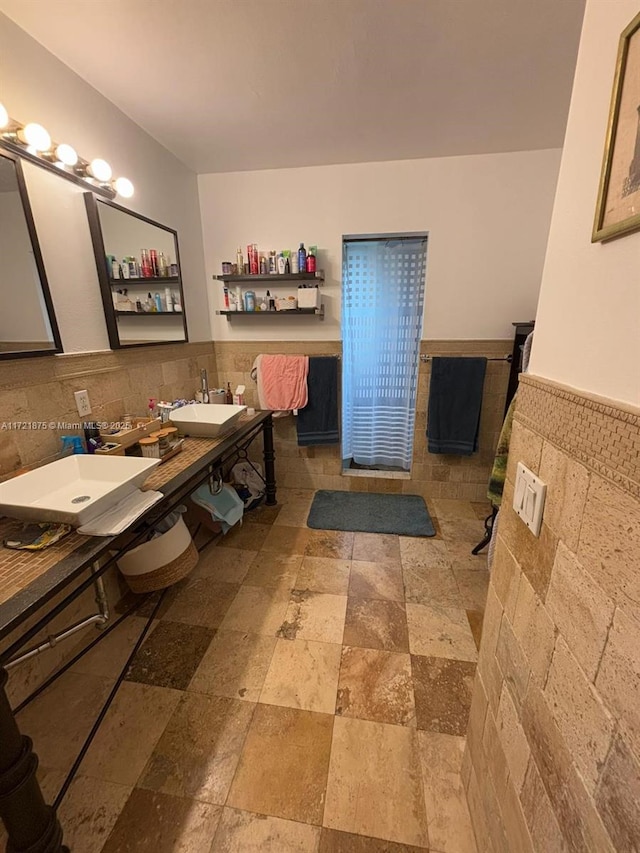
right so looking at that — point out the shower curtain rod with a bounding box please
[420,354,512,363]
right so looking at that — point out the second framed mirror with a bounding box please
[84,195,188,348]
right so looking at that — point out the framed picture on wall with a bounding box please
[592,10,640,242]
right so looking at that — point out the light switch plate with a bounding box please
[513,462,546,537]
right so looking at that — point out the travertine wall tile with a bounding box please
[495,616,530,709]
[521,686,615,853]
[476,587,505,714]
[511,572,556,687]
[595,607,640,758]
[496,683,530,792]
[506,420,544,483]
[499,772,535,853]
[490,537,521,623]
[546,542,615,681]
[577,475,640,622]
[466,766,496,853]
[483,707,511,801]
[0,342,217,477]
[595,733,640,853]
[539,441,590,552]
[520,759,568,853]
[466,375,638,853]
[544,636,614,793]
[499,504,557,602]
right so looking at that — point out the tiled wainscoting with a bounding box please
[214,339,510,502]
[0,342,217,479]
[464,374,640,852]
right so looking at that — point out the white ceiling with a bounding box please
[1,0,585,174]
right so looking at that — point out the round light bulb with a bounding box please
[114,176,134,198]
[21,122,51,151]
[89,158,112,182]
[0,102,8,130]
[56,143,78,167]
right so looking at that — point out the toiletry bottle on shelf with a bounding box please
[244,290,256,311]
[284,251,291,274]
[235,285,244,311]
[158,252,168,277]
[145,292,153,312]
[269,251,277,274]
[140,250,149,277]
[267,290,275,311]
[150,249,159,277]
[165,287,173,311]
[236,247,244,275]
[260,294,268,311]
[111,258,120,279]
[154,293,162,312]
[259,253,268,275]
[277,253,286,274]
[306,248,316,273]
[121,261,130,280]
[298,243,307,273]
[226,383,233,405]
[223,287,230,309]
[291,252,299,274]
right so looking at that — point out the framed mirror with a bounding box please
[0,148,62,359]
[84,195,188,349]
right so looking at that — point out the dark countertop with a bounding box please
[0,411,271,644]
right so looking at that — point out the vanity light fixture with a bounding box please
[18,122,51,152]
[0,102,134,200]
[55,143,78,167]
[114,176,134,198]
[88,157,112,182]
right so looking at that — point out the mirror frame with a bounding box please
[0,145,63,360]
[84,194,189,350]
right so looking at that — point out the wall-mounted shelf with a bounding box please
[214,271,324,284]
[115,311,183,317]
[110,276,180,285]
[217,306,324,321]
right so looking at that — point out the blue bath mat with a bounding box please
[307,490,435,537]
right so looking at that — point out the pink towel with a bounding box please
[258,354,309,411]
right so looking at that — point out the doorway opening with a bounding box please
[341,233,428,475]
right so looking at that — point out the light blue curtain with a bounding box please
[342,235,427,470]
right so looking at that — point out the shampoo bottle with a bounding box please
[298,243,307,273]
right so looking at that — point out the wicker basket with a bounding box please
[116,516,198,593]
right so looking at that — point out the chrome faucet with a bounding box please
[200,369,209,403]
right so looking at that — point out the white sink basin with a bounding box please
[169,403,247,437]
[0,455,160,527]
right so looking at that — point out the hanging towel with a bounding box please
[296,356,340,446]
[190,483,244,533]
[426,357,487,455]
[487,396,515,506]
[254,354,309,412]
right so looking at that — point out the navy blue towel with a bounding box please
[426,357,487,455]
[296,356,339,446]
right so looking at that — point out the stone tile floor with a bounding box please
[11,489,491,852]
